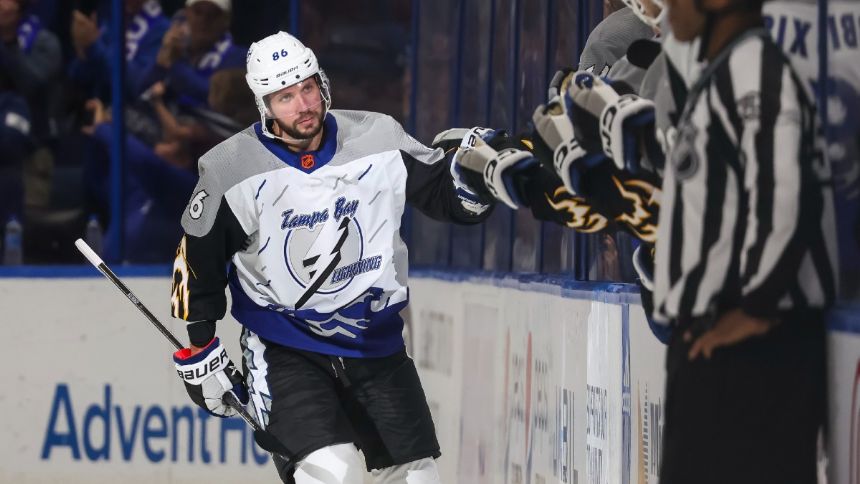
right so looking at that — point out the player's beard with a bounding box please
[274,108,325,141]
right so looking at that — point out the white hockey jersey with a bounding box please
[171,110,490,357]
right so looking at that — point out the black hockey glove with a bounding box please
[173,337,249,418]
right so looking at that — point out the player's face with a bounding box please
[666,0,706,41]
[267,78,325,140]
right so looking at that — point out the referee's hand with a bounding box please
[685,309,773,360]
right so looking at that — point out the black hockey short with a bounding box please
[659,313,826,484]
[241,331,440,481]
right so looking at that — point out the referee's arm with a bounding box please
[736,66,816,319]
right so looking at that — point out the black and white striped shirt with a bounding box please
[652,28,838,325]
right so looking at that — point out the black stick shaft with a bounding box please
[95,261,265,431]
[96,261,184,349]
[93,261,265,431]
[74,239,289,461]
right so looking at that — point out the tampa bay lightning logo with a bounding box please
[283,197,365,308]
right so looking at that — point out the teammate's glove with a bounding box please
[434,127,495,215]
[431,127,472,153]
[451,128,540,209]
[566,71,661,172]
[532,69,608,195]
[531,69,576,158]
[173,337,249,418]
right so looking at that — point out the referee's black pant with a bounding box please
[659,312,826,484]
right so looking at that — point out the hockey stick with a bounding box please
[74,238,293,463]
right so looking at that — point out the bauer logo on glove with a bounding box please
[175,345,230,383]
[173,337,249,418]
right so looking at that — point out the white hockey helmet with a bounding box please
[621,0,666,30]
[245,31,332,138]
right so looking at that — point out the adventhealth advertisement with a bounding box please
[0,278,278,484]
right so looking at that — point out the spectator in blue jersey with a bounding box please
[138,0,245,108]
[68,0,169,99]
[81,95,198,262]
[0,0,61,142]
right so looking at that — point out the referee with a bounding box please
[655,0,838,482]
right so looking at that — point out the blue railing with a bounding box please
[107,0,125,262]
[407,0,623,280]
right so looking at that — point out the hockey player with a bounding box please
[579,3,654,76]
[169,32,501,483]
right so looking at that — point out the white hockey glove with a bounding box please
[532,69,608,195]
[452,127,539,209]
[533,68,576,151]
[173,337,249,418]
[432,126,474,150]
[566,71,660,172]
[434,127,495,215]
